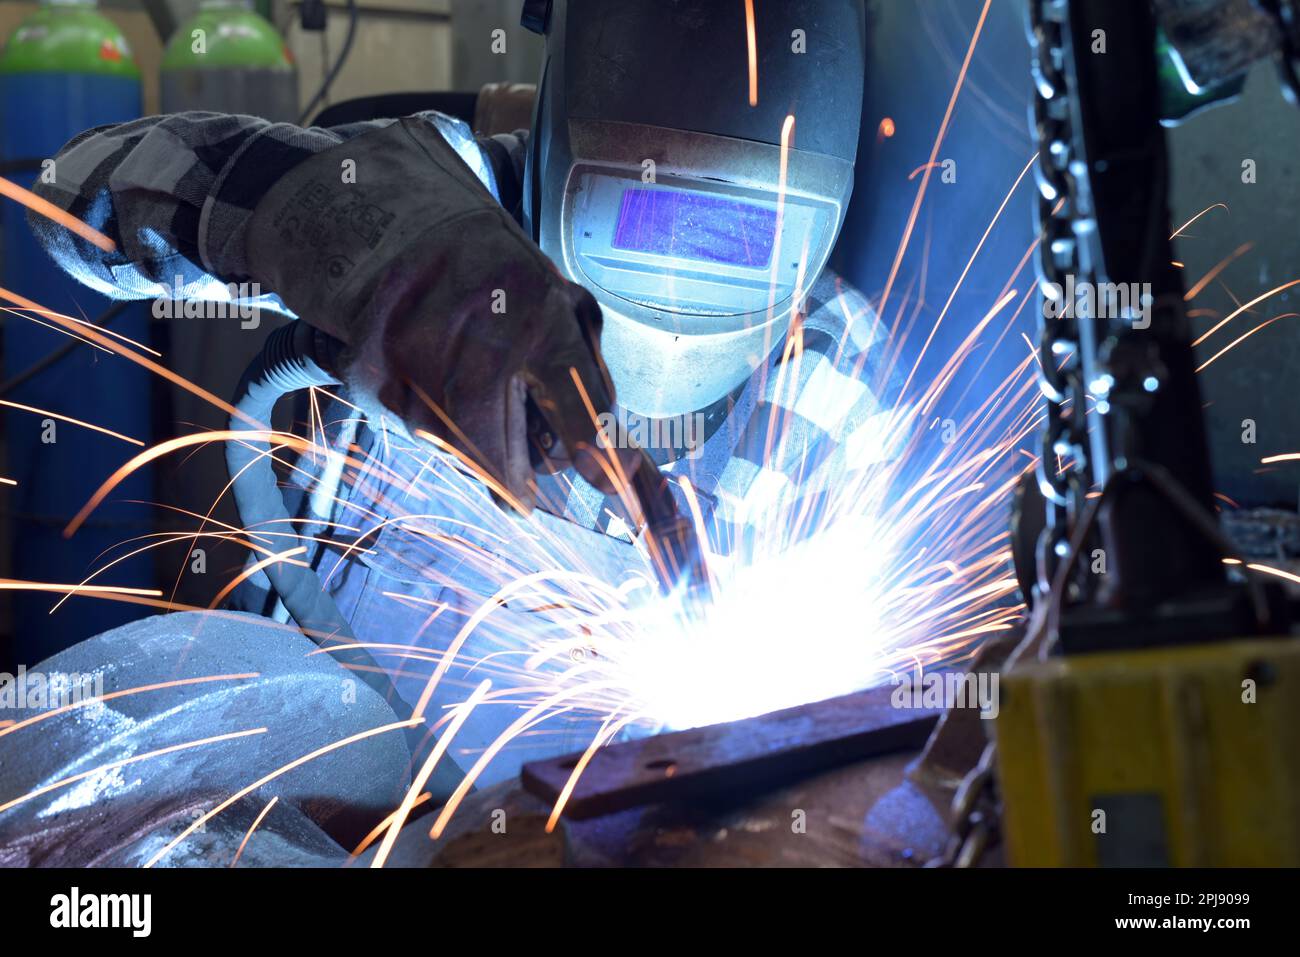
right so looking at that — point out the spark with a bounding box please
[491,283,1036,732]
[0,673,259,741]
[0,396,145,446]
[350,792,434,857]
[765,114,797,320]
[1244,562,1300,588]
[371,678,491,867]
[1170,202,1228,240]
[1195,313,1298,372]
[891,153,1037,402]
[0,174,116,252]
[230,796,279,867]
[0,304,109,353]
[64,429,336,536]
[1184,242,1253,301]
[545,711,644,831]
[0,288,159,358]
[0,578,161,598]
[1190,279,1300,347]
[145,718,419,867]
[0,285,253,424]
[744,0,758,106]
[429,684,604,839]
[876,0,992,322]
[207,546,309,609]
[753,112,797,405]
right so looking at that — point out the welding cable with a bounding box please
[226,321,388,690]
[228,321,467,796]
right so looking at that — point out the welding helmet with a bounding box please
[522,0,865,418]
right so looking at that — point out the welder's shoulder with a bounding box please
[801,269,886,381]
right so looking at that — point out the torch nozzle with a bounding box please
[523,397,707,596]
[630,448,709,595]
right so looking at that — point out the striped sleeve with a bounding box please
[28,110,501,310]
[702,270,899,550]
[531,269,900,556]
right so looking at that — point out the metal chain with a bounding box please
[927,742,999,868]
[1029,0,1096,605]
[930,0,1098,869]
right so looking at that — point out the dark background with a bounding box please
[837,0,1300,510]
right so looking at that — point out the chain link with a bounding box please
[931,0,1098,869]
[1029,0,1096,604]
[927,742,999,868]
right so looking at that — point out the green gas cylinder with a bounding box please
[0,1,153,657]
[160,0,297,120]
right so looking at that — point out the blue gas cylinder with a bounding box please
[0,0,153,662]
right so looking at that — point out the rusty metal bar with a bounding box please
[522,683,942,820]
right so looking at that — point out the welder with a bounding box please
[28,0,880,788]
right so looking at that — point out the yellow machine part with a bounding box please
[995,636,1300,866]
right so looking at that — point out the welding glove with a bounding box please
[243,117,636,509]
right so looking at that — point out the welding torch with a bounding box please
[628,446,710,595]
[526,397,707,595]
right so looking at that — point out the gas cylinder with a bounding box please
[0,0,152,661]
[161,0,297,119]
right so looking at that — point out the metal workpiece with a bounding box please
[521,683,943,821]
[0,612,412,866]
[363,748,949,868]
[354,682,954,867]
